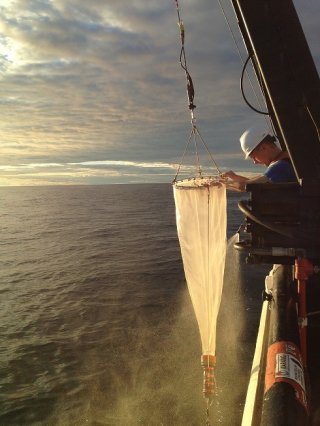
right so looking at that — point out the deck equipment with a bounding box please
[229,1,320,424]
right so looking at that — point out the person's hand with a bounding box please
[221,170,238,180]
[220,171,246,191]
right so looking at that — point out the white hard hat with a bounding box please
[240,126,270,159]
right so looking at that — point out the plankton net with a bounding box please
[173,178,226,395]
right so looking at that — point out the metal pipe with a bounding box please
[261,265,309,425]
[294,258,314,367]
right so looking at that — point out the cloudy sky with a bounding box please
[0,0,319,185]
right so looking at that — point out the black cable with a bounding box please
[238,199,316,244]
[305,103,320,143]
[240,55,269,115]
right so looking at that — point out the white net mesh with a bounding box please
[173,177,227,356]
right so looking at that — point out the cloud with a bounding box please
[0,159,178,186]
[0,0,319,185]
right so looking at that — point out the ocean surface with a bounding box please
[0,184,270,426]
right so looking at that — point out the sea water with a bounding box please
[0,184,269,425]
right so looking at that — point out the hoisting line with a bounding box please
[174,0,195,114]
[173,0,222,183]
[215,0,275,135]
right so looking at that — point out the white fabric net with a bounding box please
[173,177,227,356]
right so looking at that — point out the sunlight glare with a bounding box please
[0,37,19,65]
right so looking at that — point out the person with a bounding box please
[222,126,297,191]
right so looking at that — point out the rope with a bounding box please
[173,0,221,180]
[194,125,222,175]
[172,123,223,182]
[172,126,195,183]
[193,128,202,176]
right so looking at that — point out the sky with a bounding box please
[0,0,319,186]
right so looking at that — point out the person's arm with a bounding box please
[221,170,268,191]
[221,171,250,183]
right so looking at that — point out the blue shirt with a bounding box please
[265,159,296,183]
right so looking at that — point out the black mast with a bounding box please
[230,0,320,183]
